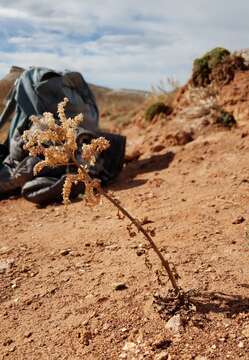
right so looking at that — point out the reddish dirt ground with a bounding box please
[1,112,249,359]
[2,62,249,359]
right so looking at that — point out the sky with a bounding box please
[0,0,249,90]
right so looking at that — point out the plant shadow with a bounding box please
[191,290,249,317]
[154,289,249,323]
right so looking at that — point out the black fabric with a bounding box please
[91,131,126,184]
[0,156,39,195]
[22,176,84,205]
[0,144,8,165]
[76,129,126,184]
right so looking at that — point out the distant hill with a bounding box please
[0,66,149,142]
[0,66,148,141]
[0,66,148,111]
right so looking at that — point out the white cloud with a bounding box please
[0,7,28,19]
[0,1,249,89]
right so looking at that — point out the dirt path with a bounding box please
[0,120,249,359]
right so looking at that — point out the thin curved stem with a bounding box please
[72,152,180,293]
[101,190,180,293]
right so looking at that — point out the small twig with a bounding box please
[102,190,180,293]
[74,152,179,292]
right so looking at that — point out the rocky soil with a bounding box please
[0,66,249,359]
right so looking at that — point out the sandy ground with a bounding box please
[0,113,249,359]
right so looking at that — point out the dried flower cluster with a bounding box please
[23,97,110,205]
[178,84,220,120]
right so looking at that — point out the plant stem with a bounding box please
[102,190,180,293]
[72,155,180,293]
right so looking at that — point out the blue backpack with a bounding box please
[0,67,126,201]
[0,66,99,146]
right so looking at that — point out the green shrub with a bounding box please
[192,47,230,87]
[216,110,236,128]
[145,102,172,121]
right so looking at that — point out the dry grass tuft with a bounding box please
[178,84,219,120]
[132,79,179,127]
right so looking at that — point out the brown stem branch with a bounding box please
[101,190,180,293]
[71,152,180,293]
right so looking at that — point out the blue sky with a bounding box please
[0,0,249,89]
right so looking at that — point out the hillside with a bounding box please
[0,51,249,360]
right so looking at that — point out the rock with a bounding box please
[60,249,71,256]
[136,249,145,256]
[82,330,92,346]
[238,341,244,348]
[130,244,138,249]
[125,149,142,162]
[3,338,13,346]
[0,261,9,274]
[0,259,14,274]
[24,331,32,338]
[242,325,249,338]
[114,283,128,291]
[174,130,193,145]
[232,216,245,224]
[165,314,182,334]
[155,350,169,360]
[0,246,11,255]
[201,118,210,127]
[96,240,104,247]
[122,341,137,352]
[219,337,226,342]
[8,345,16,353]
[120,327,128,333]
[11,281,17,289]
[69,250,81,256]
[152,144,165,153]
[152,336,171,350]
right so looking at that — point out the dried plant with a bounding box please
[178,84,220,120]
[23,98,110,205]
[177,84,237,129]
[22,98,180,293]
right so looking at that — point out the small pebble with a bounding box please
[120,327,128,333]
[165,314,182,334]
[60,249,71,256]
[155,351,169,360]
[136,249,145,256]
[24,332,32,338]
[0,261,10,274]
[232,216,245,224]
[238,341,244,348]
[242,325,249,338]
[114,283,128,291]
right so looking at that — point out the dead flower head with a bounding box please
[23,97,110,205]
